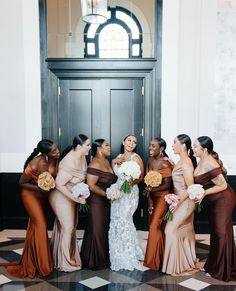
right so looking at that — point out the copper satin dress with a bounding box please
[49,157,87,272]
[80,168,117,270]
[162,164,197,275]
[194,167,236,281]
[143,167,172,270]
[1,165,53,278]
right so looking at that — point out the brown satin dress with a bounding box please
[194,167,236,281]
[143,167,172,270]
[1,165,53,278]
[49,157,87,272]
[80,168,117,269]
[162,164,197,275]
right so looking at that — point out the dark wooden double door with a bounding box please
[59,78,144,160]
[58,77,147,228]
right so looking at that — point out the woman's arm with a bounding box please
[205,174,227,195]
[19,173,41,192]
[131,155,145,185]
[55,170,85,203]
[112,155,126,168]
[170,165,194,211]
[87,173,106,197]
[178,168,194,203]
[149,176,173,194]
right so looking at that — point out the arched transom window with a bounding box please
[84,7,143,58]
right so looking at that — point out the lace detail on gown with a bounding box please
[109,156,144,271]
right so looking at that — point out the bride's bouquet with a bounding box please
[187,184,204,213]
[163,193,179,221]
[106,184,123,201]
[38,171,55,191]
[119,161,141,193]
[71,182,90,212]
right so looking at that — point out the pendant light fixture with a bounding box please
[81,0,108,24]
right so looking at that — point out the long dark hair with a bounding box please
[177,134,197,168]
[120,134,137,153]
[91,139,105,156]
[197,136,227,175]
[154,137,169,157]
[24,139,53,170]
[60,134,88,160]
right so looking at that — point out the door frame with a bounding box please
[39,0,163,229]
[39,0,163,164]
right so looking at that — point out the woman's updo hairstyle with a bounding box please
[60,134,89,160]
[197,136,227,175]
[91,139,105,156]
[177,134,197,168]
[24,139,54,170]
[120,134,137,153]
[154,137,169,157]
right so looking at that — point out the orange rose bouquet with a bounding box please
[144,170,162,187]
[38,171,55,191]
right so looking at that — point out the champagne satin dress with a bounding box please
[144,167,172,270]
[49,157,87,272]
[194,167,236,281]
[162,164,197,275]
[1,165,53,278]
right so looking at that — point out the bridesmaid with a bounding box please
[162,134,198,276]
[49,134,91,272]
[0,139,60,278]
[80,139,117,269]
[193,136,236,281]
[143,137,173,270]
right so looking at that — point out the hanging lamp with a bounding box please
[81,0,108,24]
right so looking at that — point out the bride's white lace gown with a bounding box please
[108,154,144,271]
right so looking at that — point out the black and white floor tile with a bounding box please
[0,230,235,291]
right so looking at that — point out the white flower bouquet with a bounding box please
[106,184,123,201]
[71,182,90,212]
[163,193,179,221]
[187,184,204,213]
[118,161,141,193]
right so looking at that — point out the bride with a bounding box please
[108,134,145,271]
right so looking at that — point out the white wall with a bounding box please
[1,0,235,174]
[0,0,41,172]
[162,0,236,174]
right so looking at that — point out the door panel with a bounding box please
[59,78,144,159]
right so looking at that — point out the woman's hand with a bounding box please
[169,196,180,212]
[143,186,152,197]
[76,196,86,204]
[194,191,206,204]
[113,156,126,166]
[148,204,154,215]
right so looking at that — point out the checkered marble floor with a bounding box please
[0,230,236,290]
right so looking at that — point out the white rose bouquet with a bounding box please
[106,184,123,201]
[118,161,141,193]
[71,182,90,212]
[163,193,179,221]
[187,184,204,213]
